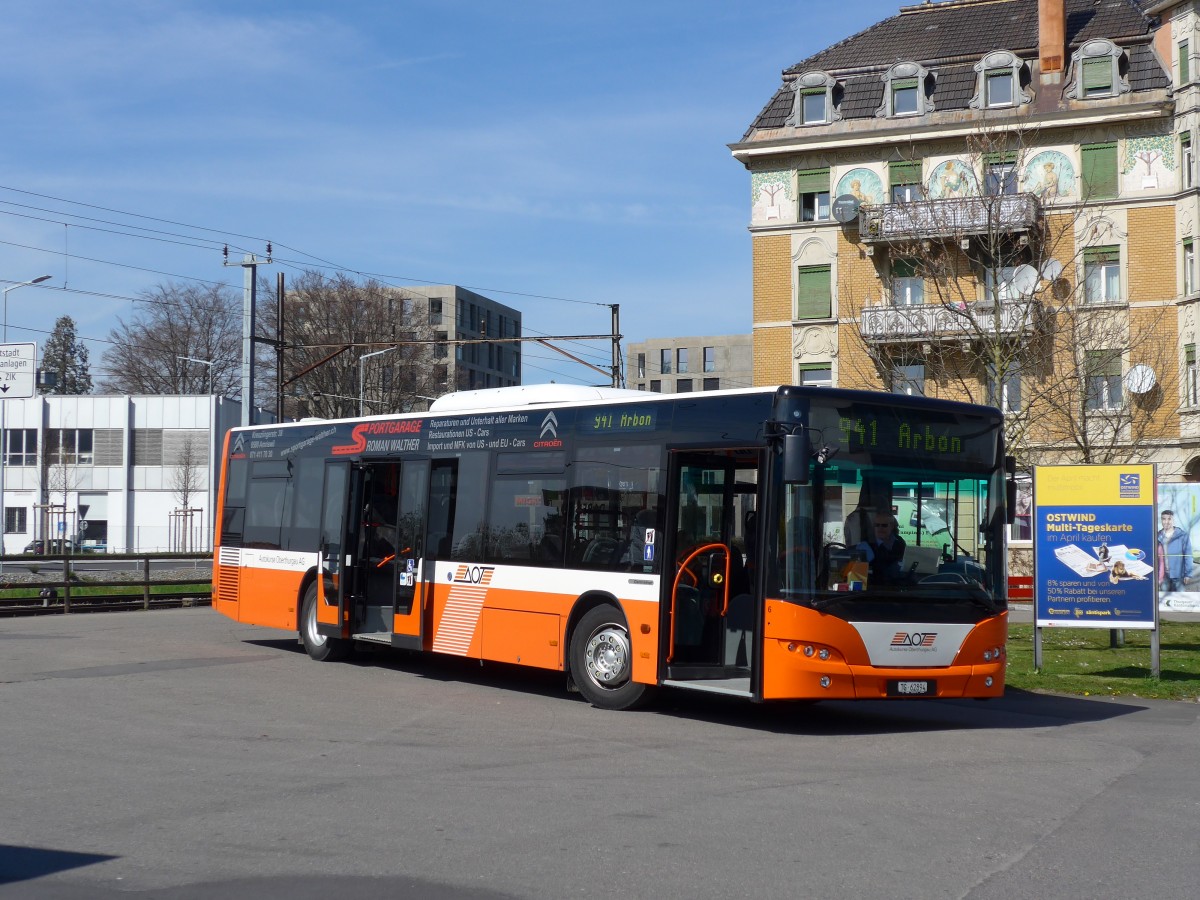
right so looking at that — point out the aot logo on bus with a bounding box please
[891,632,937,648]
[449,565,495,585]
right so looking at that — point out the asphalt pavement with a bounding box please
[1,608,1198,899]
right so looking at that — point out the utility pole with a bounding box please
[276,272,285,422]
[610,304,621,388]
[224,245,273,427]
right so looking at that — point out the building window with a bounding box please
[703,377,720,390]
[649,380,662,393]
[1081,142,1118,200]
[876,62,931,118]
[1086,350,1123,411]
[787,71,839,128]
[1083,247,1121,305]
[970,51,1029,110]
[47,428,94,465]
[1185,240,1196,296]
[703,346,715,372]
[659,349,672,375]
[984,266,1019,304]
[1183,132,1194,190]
[797,167,831,222]
[891,260,924,306]
[4,507,27,534]
[892,364,925,396]
[3,429,37,466]
[1181,40,1191,85]
[987,364,1022,412]
[676,378,693,393]
[1082,57,1114,97]
[428,298,443,326]
[676,348,689,374]
[1187,344,1198,406]
[1068,41,1127,102]
[889,159,922,202]
[799,366,832,387]
[985,70,1014,107]
[801,89,827,124]
[796,265,832,319]
[985,153,1018,196]
[636,353,646,379]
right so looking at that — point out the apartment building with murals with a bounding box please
[732,0,1200,486]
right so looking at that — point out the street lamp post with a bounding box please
[1,275,53,558]
[177,356,214,394]
[358,347,397,416]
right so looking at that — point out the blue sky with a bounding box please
[0,0,899,388]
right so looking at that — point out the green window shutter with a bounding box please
[1086,350,1121,376]
[1184,132,1193,150]
[796,266,832,319]
[1181,42,1191,84]
[1081,143,1118,199]
[1082,57,1112,93]
[795,167,830,193]
[892,259,918,278]
[1187,344,1196,366]
[888,160,922,185]
[1083,245,1120,264]
[797,362,830,371]
[984,151,1018,164]
[893,79,917,90]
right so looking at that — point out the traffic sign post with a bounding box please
[0,343,37,399]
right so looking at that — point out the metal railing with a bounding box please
[859,193,1041,243]
[0,552,212,616]
[859,299,1043,343]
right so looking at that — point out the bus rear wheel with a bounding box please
[300,583,351,662]
[570,606,651,710]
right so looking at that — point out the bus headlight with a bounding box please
[803,645,815,657]
[819,676,832,688]
[818,648,830,660]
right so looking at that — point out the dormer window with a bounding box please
[876,62,934,118]
[1066,40,1129,101]
[786,71,839,127]
[986,70,1013,106]
[802,90,828,124]
[970,51,1031,110]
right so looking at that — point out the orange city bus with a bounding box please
[212,383,1012,709]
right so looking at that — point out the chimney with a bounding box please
[1039,0,1066,82]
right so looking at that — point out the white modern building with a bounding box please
[1,394,242,554]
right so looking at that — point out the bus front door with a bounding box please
[355,460,429,649]
[665,452,760,694]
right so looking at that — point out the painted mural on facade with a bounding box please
[834,167,885,206]
[1021,151,1075,201]
[1122,134,1176,193]
[751,169,796,223]
[926,159,978,199]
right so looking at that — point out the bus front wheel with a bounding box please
[300,583,352,662]
[570,606,651,710]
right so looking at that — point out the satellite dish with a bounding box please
[1039,258,1064,281]
[1010,264,1039,296]
[1124,364,1157,395]
[831,194,862,224]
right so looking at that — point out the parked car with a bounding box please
[22,539,78,554]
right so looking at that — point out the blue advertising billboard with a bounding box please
[1034,465,1156,629]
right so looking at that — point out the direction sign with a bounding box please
[0,343,37,399]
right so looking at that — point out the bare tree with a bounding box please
[257,271,446,420]
[103,282,241,397]
[170,433,203,511]
[843,130,1179,470]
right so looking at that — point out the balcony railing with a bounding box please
[859,300,1043,344]
[859,193,1041,243]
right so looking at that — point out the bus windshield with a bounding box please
[770,394,1006,623]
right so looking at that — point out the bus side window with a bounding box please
[427,462,456,560]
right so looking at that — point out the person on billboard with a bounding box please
[1157,509,1193,595]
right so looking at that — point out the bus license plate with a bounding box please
[888,680,935,697]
